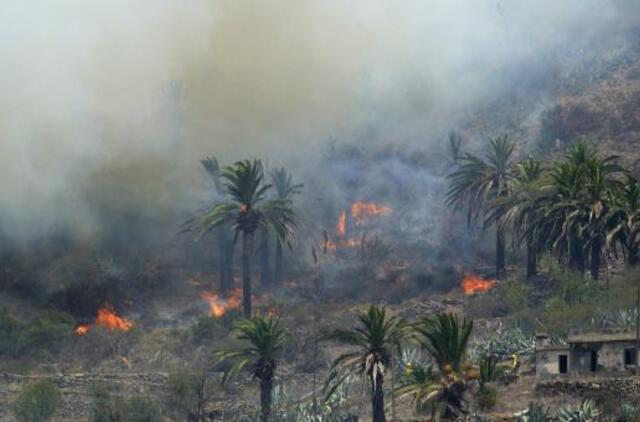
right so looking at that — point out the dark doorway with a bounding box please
[558,355,568,374]
[624,348,637,366]
[590,350,598,372]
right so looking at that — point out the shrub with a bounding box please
[91,383,162,422]
[167,370,211,421]
[191,316,226,344]
[476,386,497,410]
[0,309,74,357]
[500,278,531,313]
[13,380,62,422]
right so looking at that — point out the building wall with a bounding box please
[570,341,636,373]
[536,349,569,376]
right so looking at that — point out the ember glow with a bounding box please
[351,201,392,226]
[336,210,346,237]
[73,304,134,336]
[461,273,497,295]
[200,288,242,318]
[74,324,90,336]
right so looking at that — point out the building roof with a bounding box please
[567,330,638,344]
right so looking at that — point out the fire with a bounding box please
[73,304,134,336]
[336,210,346,237]
[461,273,496,295]
[74,324,90,336]
[351,201,392,225]
[95,306,135,331]
[200,288,242,318]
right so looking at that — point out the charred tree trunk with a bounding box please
[629,243,639,267]
[260,375,273,422]
[526,235,537,278]
[225,236,235,289]
[371,373,386,422]
[242,231,254,318]
[218,228,230,292]
[259,229,271,286]
[590,238,601,280]
[496,227,506,277]
[274,241,283,285]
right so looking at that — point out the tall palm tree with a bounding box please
[488,157,544,277]
[608,175,640,266]
[201,157,234,292]
[189,160,296,317]
[212,316,286,422]
[446,135,516,276]
[270,168,303,285]
[531,143,621,278]
[321,306,409,422]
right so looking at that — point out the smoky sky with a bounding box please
[0,0,631,244]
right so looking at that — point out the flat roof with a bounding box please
[567,331,638,343]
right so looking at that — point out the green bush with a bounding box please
[476,386,497,410]
[13,380,62,422]
[191,316,226,344]
[0,309,74,357]
[91,384,162,422]
[501,278,531,313]
[167,370,211,421]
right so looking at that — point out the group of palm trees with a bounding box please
[186,159,301,317]
[213,307,473,421]
[447,135,640,280]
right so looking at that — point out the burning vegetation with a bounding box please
[73,305,134,336]
[461,273,497,295]
[200,288,242,318]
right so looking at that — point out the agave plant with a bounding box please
[619,402,640,422]
[556,399,600,422]
[478,356,501,387]
[469,325,535,361]
[515,401,552,422]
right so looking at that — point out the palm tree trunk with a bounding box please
[590,238,601,280]
[496,227,506,276]
[526,235,537,278]
[629,243,639,267]
[371,374,386,422]
[274,241,283,285]
[570,235,585,273]
[225,236,235,290]
[219,228,229,292]
[260,376,273,422]
[242,231,254,318]
[259,229,271,286]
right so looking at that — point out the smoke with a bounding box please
[0,0,632,248]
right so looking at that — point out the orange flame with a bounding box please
[95,305,135,331]
[74,324,90,336]
[73,304,134,336]
[336,210,346,237]
[461,273,496,295]
[351,201,392,225]
[200,288,242,318]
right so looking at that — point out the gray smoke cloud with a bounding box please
[0,0,630,247]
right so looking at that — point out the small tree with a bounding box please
[212,315,287,422]
[321,305,409,422]
[13,380,62,422]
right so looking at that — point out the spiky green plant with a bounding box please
[478,355,501,387]
[556,399,600,422]
[515,401,552,422]
[446,134,516,275]
[187,160,296,317]
[212,316,287,422]
[414,313,473,373]
[321,306,409,422]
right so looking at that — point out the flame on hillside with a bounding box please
[336,210,346,237]
[73,304,135,336]
[461,273,496,295]
[200,288,242,317]
[351,201,392,225]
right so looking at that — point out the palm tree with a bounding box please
[270,168,303,285]
[488,157,544,277]
[410,313,473,418]
[531,143,621,278]
[608,175,640,266]
[201,157,234,292]
[321,306,409,422]
[446,135,516,276]
[212,316,286,422]
[188,160,296,317]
